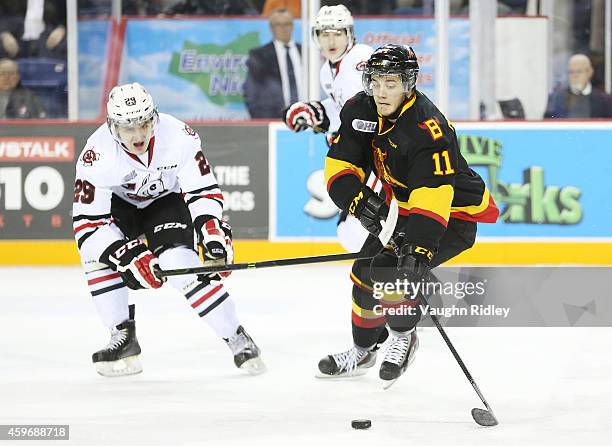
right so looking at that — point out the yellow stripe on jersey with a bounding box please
[397,184,454,222]
[451,187,491,215]
[324,157,366,186]
[351,301,383,319]
[350,272,373,291]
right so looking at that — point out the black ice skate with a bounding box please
[224,326,266,375]
[379,329,419,389]
[317,346,377,378]
[317,328,389,378]
[92,305,142,377]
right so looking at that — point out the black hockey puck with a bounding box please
[351,419,372,430]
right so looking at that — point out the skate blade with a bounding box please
[382,377,399,390]
[315,367,370,379]
[240,357,267,375]
[95,355,143,377]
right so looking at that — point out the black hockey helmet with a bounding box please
[362,44,419,95]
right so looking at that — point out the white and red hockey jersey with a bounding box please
[319,43,373,132]
[73,113,223,265]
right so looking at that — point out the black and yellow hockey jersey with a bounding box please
[324,90,498,252]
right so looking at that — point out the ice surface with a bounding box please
[1,265,611,445]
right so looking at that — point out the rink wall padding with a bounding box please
[2,121,612,265]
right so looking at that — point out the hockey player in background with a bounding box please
[73,83,265,377]
[284,4,376,253]
[319,45,499,383]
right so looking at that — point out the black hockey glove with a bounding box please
[194,216,234,286]
[104,239,164,290]
[397,244,433,282]
[370,239,433,287]
[348,185,389,236]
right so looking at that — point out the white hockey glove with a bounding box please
[284,101,329,133]
[105,239,164,290]
[195,216,234,285]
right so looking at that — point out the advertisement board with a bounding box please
[270,122,612,240]
[112,17,469,121]
[0,124,268,240]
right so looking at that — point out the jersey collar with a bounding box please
[123,136,155,167]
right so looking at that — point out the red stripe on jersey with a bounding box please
[326,169,362,192]
[199,193,224,200]
[351,311,385,329]
[402,207,449,227]
[450,194,500,223]
[191,284,223,309]
[380,299,418,309]
[88,272,121,285]
[74,220,107,235]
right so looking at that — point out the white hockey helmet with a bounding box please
[312,5,355,55]
[106,82,158,142]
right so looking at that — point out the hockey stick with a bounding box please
[158,199,399,278]
[419,272,499,427]
[296,117,326,133]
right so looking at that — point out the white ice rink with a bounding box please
[1,264,611,445]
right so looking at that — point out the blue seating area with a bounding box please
[17,57,68,118]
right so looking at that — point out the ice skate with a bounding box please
[379,329,419,389]
[317,345,377,378]
[92,305,142,377]
[224,326,266,375]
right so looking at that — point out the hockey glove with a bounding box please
[397,244,433,282]
[195,216,234,285]
[284,101,329,133]
[105,239,164,290]
[348,185,389,236]
[370,243,433,290]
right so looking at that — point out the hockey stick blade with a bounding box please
[378,197,398,247]
[471,408,498,427]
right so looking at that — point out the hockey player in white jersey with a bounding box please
[73,82,265,377]
[284,4,377,254]
[284,4,372,138]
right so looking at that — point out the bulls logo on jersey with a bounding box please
[126,172,167,201]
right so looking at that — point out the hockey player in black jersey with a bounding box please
[319,45,499,383]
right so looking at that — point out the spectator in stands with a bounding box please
[243,8,303,118]
[0,0,66,59]
[544,53,612,119]
[0,58,46,119]
[162,0,258,15]
[0,0,24,58]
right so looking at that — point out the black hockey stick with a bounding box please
[296,117,326,133]
[419,272,499,427]
[158,250,373,278]
[158,199,399,278]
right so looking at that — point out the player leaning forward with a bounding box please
[319,45,499,382]
[73,83,265,377]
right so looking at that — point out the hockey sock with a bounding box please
[158,246,240,339]
[87,266,129,328]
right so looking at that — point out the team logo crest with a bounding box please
[82,149,100,166]
[372,144,407,188]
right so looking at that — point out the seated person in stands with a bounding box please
[544,54,612,119]
[0,58,46,119]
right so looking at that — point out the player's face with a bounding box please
[116,118,154,155]
[317,29,349,62]
[370,74,406,117]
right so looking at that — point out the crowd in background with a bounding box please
[0,0,610,120]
